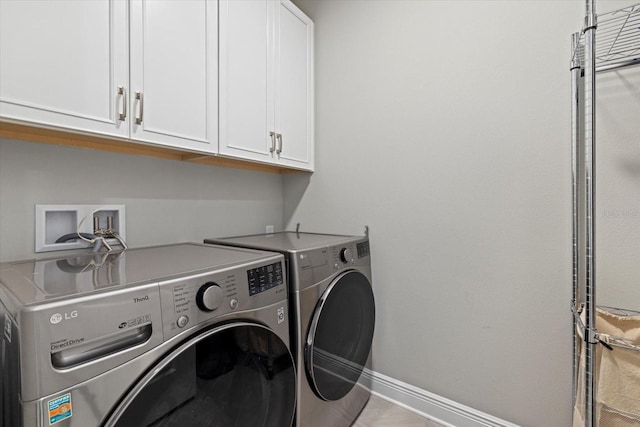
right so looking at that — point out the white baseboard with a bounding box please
[364,369,520,427]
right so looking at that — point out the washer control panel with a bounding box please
[159,255,285,340]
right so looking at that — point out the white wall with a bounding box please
[285,1,637,425]
[0,138,284,262]
[596,67,640,308]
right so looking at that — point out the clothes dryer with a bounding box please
[205,232,375,427]
[0,243,295,427]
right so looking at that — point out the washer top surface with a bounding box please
[0,243,277,305]
[206,231,362,253]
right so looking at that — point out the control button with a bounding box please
[230,299,239,309]
[177,315,189,328]
[340,247,353,264]
[196,282,224,312]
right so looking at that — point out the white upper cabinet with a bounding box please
[1,0,311,170]
[218,0,274,163]
[0,0,129,138]
[129,0,218,152]
[275,0,314,170]
[219,0,314,171]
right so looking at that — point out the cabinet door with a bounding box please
[275,0,314,170]
[0,0,129,138]
[129,0,217,153]
[219,0,275,163]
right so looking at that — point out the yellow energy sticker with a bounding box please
[48,393,72,425]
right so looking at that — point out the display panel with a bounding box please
[247,262,284,296]
[356,241,370,259]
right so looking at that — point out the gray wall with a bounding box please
[0,138,284,261]
[285,0,638,426]
[596,68,640,308]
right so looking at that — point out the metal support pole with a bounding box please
[583,1,597,426]
[571,31,581,410]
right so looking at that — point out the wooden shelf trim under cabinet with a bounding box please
[0,122,297,174]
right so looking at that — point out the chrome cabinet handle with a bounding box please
[117,86,126,121]
[269,131,276,153]
[135,91,144,124]
[276,133,283,154]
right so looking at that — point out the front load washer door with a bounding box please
[305,270,376,401]
[105,323,296,427]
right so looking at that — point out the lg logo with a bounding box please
[50,311,78,324]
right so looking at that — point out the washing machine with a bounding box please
[0,243,296,427]
[204,232,375,427]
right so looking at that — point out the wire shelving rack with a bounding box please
[570,2,640,426]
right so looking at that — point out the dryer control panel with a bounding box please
[291,237,371,292]
[331,240,370,269]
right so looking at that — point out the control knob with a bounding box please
[339,247,353,264]
[196,282,224,312]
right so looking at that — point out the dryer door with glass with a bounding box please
[305,270,376,401]
[105,322,296,427]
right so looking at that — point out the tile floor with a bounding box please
[353,394,446,427]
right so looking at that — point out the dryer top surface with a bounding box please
[205,232,363,254]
